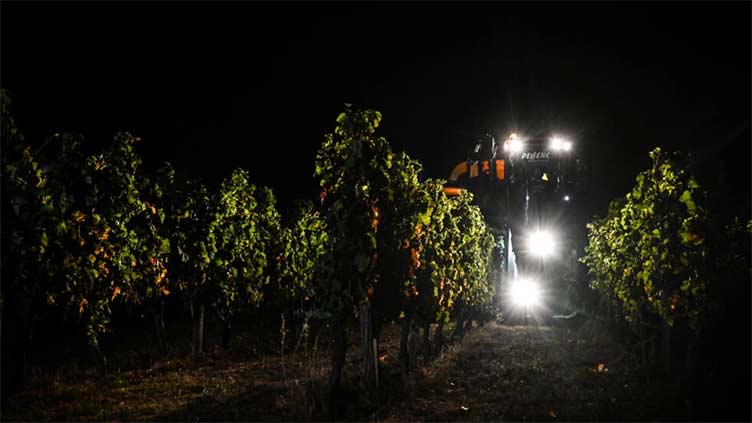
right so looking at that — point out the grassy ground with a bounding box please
[3,323,334,422]
[3,319,693,421]
[379,321,688,421]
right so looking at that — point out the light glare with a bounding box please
[510,279,541,308]
[550,137,564,150]
[529,230,555,257]
[550,136,573,152]
[509,138,523,152]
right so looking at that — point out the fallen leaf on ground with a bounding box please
[591,362,609,372]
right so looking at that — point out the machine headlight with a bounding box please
[510,278,542,308]
[528,230,556,258]
[502,133,524,153]
[508,138,524,152]
[550,136,572,152]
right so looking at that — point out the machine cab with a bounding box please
[501,133,577,203]
[443,134,507,229]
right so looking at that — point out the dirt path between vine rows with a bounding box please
[380,322,686,422]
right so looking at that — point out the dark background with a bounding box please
[1,3,751,418]
[2,1,750,222]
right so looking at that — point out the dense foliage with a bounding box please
[3,119,171,352]
[2,93,498,402]
[581,147,751,382]
[313,106,390,318]
[270,200,329,310]
[310,105,496,405]
[580,148,745,329]
[584,149,698,328]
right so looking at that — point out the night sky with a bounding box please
[2,2,750,223]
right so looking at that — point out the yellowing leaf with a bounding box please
[73,211,86,223]
[97,227,110,241]
[155,268,167,285]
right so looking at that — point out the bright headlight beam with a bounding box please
[510,279,541,308]
[550,137,564,151]
[550,136,573,152]
[528,230,556,258]
[503,133,525,153]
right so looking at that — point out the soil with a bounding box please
[378,321,687,422]
[2,319,697,422]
